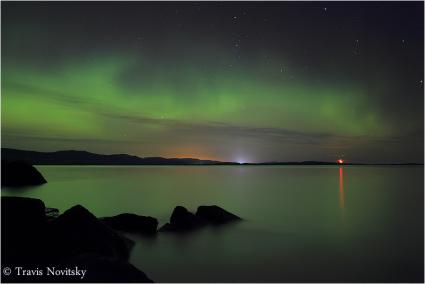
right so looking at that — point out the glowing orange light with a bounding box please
[337,159,344,164]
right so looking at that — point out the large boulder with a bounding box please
[1,160,47,187]
[101,213,158,235]
[196,205,242,225]
[1,200,154,282]
[159,206,205,232]
[1,196,47,228]
[1,197,49,265]
[49,205,133,261]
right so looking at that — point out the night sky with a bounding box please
[2,1,424,163]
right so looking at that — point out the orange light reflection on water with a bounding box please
[339,167,345,209]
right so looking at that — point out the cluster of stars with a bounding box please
[130,4,420,89]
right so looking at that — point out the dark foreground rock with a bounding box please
[2,196,46,226]
[50,205,133,261]
[1,197,49,265]
[159,206,206,232]
[196,205,242,225]
[160,205,242,233]
[62,254,154,283]
[2,254,153,283]
[1,197,153,282]
[45,207,60,221]
[101,213,158,235]
[1,160,47,187]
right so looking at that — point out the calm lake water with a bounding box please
[2,165,424,282]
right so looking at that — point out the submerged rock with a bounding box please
[101,213,158,235]
[1,160,47,187]
[159,206,205,232]
[196,205,242,225]
[50,205,133,261]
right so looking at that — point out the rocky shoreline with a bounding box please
[1,196,241,283]
[1,160,242,282]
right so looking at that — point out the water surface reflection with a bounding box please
[339,167,345,211]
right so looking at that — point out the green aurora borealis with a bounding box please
[2,2,423,163]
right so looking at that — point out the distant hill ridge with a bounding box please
[1,148,231,165]
[1,148,423,166]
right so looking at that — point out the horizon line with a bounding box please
[1,147,424,166]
